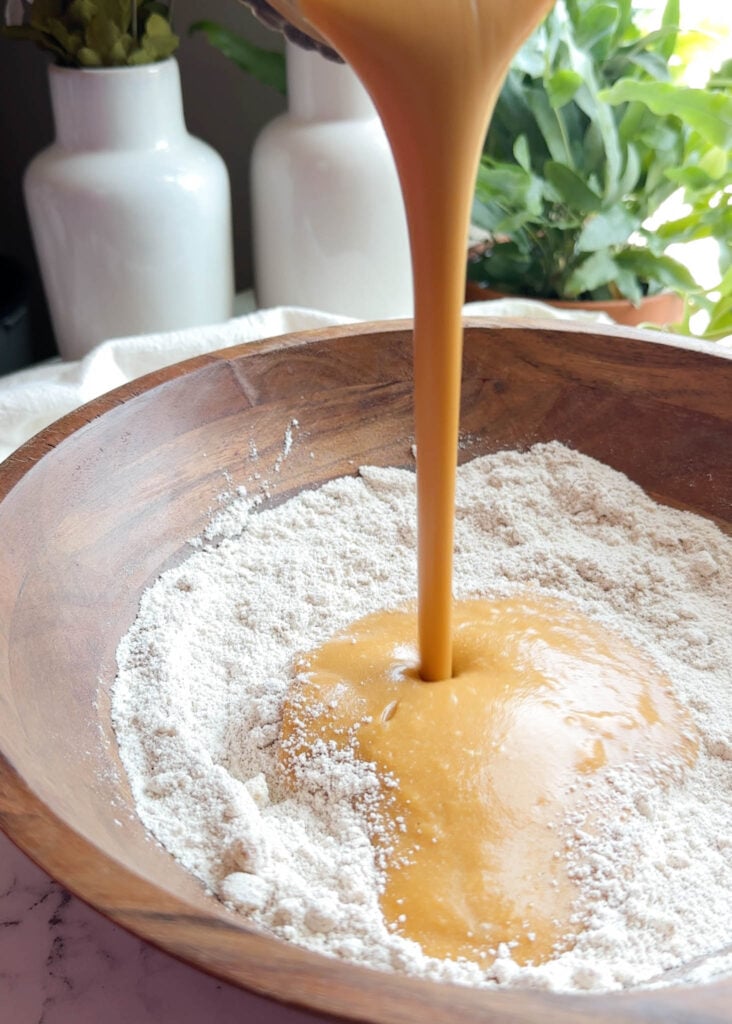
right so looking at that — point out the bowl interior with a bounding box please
[0,319,731,1023]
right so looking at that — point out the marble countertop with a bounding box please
[1,828,334,1024]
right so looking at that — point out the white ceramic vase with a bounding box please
[24,59,234,362]
[251,41,412,319]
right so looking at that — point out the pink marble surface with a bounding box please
[0,829,334,1024]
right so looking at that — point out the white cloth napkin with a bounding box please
[0,306,353,463]
[1,299,728,464]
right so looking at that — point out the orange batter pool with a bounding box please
[281,595,697,964]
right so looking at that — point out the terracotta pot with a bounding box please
[465,282,684,329]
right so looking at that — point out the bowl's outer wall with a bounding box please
[0,320,731,1024]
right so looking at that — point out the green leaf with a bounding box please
[658,0,679,61]
[615,142,641,196]
[135,13,178,61]
[46,17,83,54]
[77,45,103,65]
[717,265,732,294]
[143,11,175,44]
[85,15,122,60]
[656,203,732,247]
[488,69,552,164]
[112,32,133,59]
[573,4,618,54]
[625,48,673,81]
[544,162,603,214]
[610,0,635,41]
[601,79,732,150]
[91,0,132,32]
[699,147,730,180]
[513,135,531,174]
[703,270,732,339]
[115,0,134,31]
[546,69,583,109]
[615,249,698,292]
[613,266,643,304]
[190,20,286,95]
[704,304,732,340]
[126,45,153,64]
[483,159,541,195]
[67,0,99,29]
[577,207,639,251]
[567,55,624,197]
[524,87,575,167]
[581,119,606,178]
[144,11,171,36]
[564,250,620,297]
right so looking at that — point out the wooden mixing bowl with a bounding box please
[0,320,731,1023]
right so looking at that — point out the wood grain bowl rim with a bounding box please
[0,318,731,1024]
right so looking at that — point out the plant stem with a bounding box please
[553,107,574,169]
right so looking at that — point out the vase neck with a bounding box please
[285,40,376,122]
[49,59,187,151]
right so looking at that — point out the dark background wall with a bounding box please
[0,1,287,362]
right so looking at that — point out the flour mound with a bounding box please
[112,442,732,992]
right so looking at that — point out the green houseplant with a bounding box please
[1,0,179,66]
[468,0,732,329]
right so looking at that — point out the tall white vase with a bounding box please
[251,41,412,319]
[24,59,234,362]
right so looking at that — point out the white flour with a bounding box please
[112,441,732,992]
